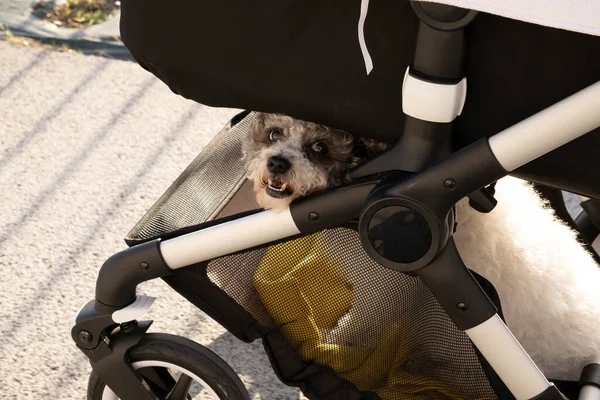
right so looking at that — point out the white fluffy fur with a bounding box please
[454,177,600,381]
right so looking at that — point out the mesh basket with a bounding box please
[127,112,497,399]
[126,111,257,244]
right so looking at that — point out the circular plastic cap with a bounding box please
[367,206,432,264]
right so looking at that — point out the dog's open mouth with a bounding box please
[262,178,293,198]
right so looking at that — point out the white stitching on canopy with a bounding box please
[358,0,373,75]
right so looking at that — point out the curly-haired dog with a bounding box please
[243,112,600,382]
[242,112,387,210]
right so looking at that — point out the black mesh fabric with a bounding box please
[125,112,256,244]
[128,113,498,399]
[207,229,496,399]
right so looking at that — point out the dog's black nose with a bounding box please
[267,156,290,175]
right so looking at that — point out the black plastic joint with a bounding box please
[290,180,378,234]
[387,139,507,219]
[95,239,172,308]
[87,320,156,400]
[411,2,477,31]
[410,2,477,81]
[580,363,600,388]
[416,238,497,330]
[412,24,465,81]
[72,299,118,350]
[468,186,498,213]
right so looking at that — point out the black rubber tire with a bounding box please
[87,333,251,400]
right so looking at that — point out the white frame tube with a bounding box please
[159,208,300,269]
[489,80,600,171]
[473,82,600,398]
[580,385,600,400]
[466,315,550,399]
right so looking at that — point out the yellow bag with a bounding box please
[254,233,475,399]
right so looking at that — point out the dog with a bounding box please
[242,112,388,210]
[243,112,600,382]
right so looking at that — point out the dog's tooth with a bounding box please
[281,183,287,190]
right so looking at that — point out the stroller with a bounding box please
[71,0,600,399]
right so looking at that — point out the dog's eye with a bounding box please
[269,129,283,141]
[311,141,327,154]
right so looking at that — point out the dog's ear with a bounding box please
[253,112,267,128]
[246,112,268,144]
[351,136,369,160]
[243,112,263,159]
[350,136,390,167]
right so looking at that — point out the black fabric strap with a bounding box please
[162,263,261,343]
[262,330,378,400]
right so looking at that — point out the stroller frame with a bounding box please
[71,3,600,400]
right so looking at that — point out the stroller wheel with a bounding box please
[87,333,250,400]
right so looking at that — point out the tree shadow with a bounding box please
[200,331,301,399]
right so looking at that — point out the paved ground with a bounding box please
[0,0,30,17]
[0,41,303,399]
[0,0,124,58]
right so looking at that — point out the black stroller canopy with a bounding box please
[120,0,600,196]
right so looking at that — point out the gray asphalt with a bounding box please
[0,1,123,56]
[0,0,29,18]
[0,41,303,399]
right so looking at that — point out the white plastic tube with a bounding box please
[402,67,467,123]
[466,314,550,399]
[488,80,600,171]
[159,208,300,270]
[580,384,600,400]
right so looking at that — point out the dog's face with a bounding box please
[242,113,360,209]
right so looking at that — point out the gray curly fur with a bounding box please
[242,113,389,209]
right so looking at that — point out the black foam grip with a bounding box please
[580,363,600,388]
